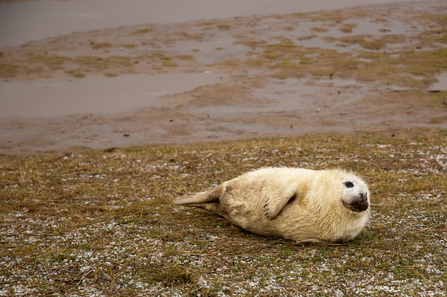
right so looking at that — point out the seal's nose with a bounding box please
[343,192,369,212]
[359,193,367,201]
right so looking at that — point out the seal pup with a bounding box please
[174,167,371,243]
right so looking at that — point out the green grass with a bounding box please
[1,129,446,296]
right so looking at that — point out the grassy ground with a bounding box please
[1,129,446,296]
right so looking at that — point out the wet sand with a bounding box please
[1,0,446,155]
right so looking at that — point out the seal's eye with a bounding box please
[344,181,354,188]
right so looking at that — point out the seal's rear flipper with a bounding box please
[183,202,224,216]
[173,186,225,217]
[173,185,225,205]
[173,193,204,205]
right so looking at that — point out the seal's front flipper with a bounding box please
[263,187,299,220]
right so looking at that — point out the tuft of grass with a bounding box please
[132,28,151,34]
[162,60,179,67]
[262,50,283,60]
[245,59,264,66]
[419,13,447,27]
[151,264,194,286]
[216,23,231,30]
[65,70,85,78]
[175,32,204,41]
[177,55,195,61]
[311,27,329,33]
[122,43,137,48]
[1,128,446,296]
[219,59,239,66]
[379,28,391,33]
[296,35,317,41]
[91,42,113,50]
[0,62,20,77]
[104,72,118,77]
[75,55,134,69]
[28,55,70,69]
[151,51,170,59]
[234,38,267,49]
[340,23,358,33]
[361,39,386,50]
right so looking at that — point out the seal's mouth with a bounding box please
[343,200,369,212]
[343,193,369,212]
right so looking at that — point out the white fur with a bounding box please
[174,167,371,243]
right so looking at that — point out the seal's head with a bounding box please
[341,176,370,212]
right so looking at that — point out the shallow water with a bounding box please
[429,73,447,91]
[0,0,417,48]
[0,73,222,118]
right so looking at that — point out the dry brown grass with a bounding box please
[1,128,446,296]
